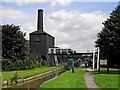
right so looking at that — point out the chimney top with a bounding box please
[38,9,43,11]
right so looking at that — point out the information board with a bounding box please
[100,60,107,65]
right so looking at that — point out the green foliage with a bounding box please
[41,59,46,66]
[95,5,120,67]
[1,24,26,60]
[14,60,24,70]
[30,60,36,69]
[2,59,14,71]
[2,56,48,71]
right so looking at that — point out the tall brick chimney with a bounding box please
[37,9,43,31]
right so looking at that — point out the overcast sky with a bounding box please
[0,0,119,51]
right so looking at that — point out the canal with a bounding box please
[3,68,65,89]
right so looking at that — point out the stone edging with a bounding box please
[2,68,64,87]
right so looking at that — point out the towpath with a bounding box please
[83,68,101,90]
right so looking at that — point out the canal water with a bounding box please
[5,68,65,89]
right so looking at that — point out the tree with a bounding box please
[95,5,120,73]
[1,24,26,61]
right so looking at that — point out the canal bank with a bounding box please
[2,68,65,88]
[40,67,87,88]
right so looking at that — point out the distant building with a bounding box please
[29,9,55,66]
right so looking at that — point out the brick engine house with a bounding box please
[29,9,55,66]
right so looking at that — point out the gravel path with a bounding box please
[83,68,101,90]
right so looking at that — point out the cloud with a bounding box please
[18,21,36,40]
[45,0,72,12]
[15,0,47,6]
[1,7,36,40]
[1,0,47,6]
[2,0,72,7]
[0,8,33,20]
[44,10,107,49]
[45,1,57,12]
[56,0,72,6]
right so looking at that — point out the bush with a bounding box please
[2,59,15,71]
[14,60,24,70]
[2,56,47,71]
[23,59,29,70]
[29,60,36,69]
[35,60,41,67]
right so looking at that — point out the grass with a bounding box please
[40,67,87,88]
[2,64,63,81]
[94,68,120,89]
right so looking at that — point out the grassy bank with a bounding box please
[2,64,63,81]
[40,67,87,88]
[94,68,120,89]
